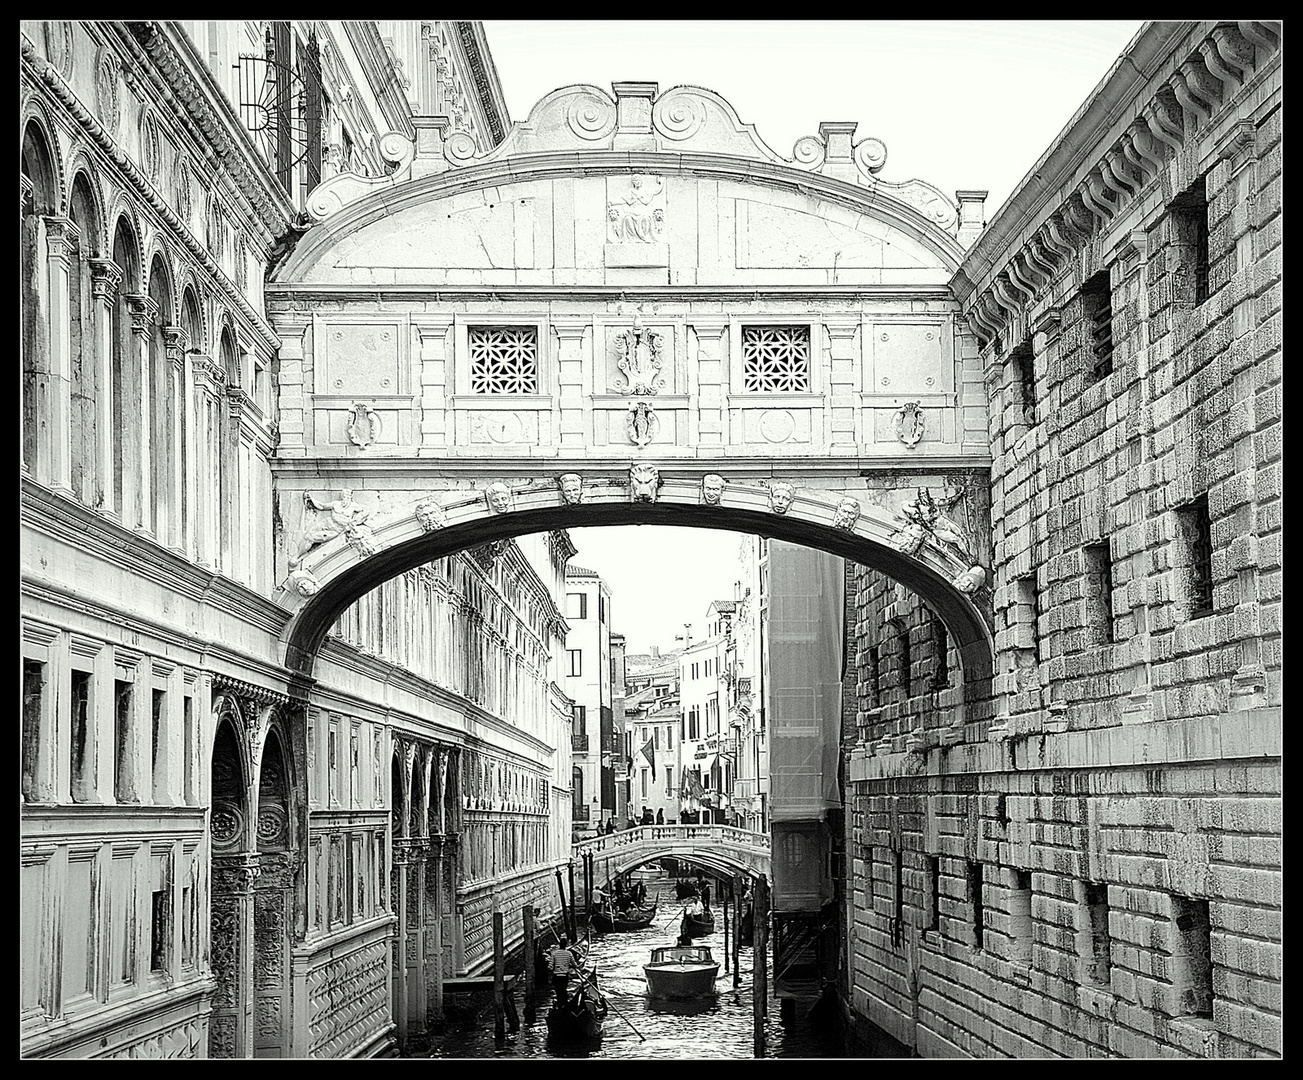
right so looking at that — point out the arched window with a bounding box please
[110,219,140,527]
[147,256,173,544]
[21,121,58,479]
[67,175,98,506]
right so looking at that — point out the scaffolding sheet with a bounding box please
[768,541,844,823]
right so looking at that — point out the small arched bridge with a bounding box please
[573,824,770,881]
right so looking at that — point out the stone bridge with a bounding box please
[573,824,770,881]
[265,80,997,695]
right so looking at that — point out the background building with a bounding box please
[563,565,614,836]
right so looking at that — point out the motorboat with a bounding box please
[644,944,720,999]
[631,863,666,881]
[546,970,607,1042]
[591,902,657,933]
[680,907,715,939]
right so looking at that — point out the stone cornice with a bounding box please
[954,19,1281,348]
[268,282,953,302]
[19,34,283,356]
[315,637,557,759]
[21,475,289,641]
[453,21,509,145]
[124,21,296,243]
[342,21,417,141]
[269,455,993,478]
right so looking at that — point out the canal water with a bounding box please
[406,877,869,1060]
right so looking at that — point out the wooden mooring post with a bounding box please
[493,911,505,1039]
[732,874,742,987]
[753,874,770,1058]
[522,904,536,1021]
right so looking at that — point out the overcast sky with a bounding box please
[486,20,1144,653]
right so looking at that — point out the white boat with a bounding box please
[643,944,720,999]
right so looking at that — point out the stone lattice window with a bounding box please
[741,326,810,392]
[469,326,538,393]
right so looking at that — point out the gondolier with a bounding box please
[547,936,579,1004]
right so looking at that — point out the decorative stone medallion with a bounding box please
[44,21,73,78]
[626,401,659,448]
[894,400,924,448]
[94,48,121,133]
[346,402,382,449]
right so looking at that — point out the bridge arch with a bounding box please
[574,824,771,882]
[279,479,993,696]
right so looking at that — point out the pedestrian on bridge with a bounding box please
[656,808,664,825]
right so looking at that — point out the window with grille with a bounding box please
[1171,175,1211,307]
[1084,542,1115,645]
[469,326,538,394]
[1009,338,1036,424]
[741,326,810,392]
[1177,495,1214,619]
[1081,272,1112,382]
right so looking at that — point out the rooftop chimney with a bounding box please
[649,645,660,658]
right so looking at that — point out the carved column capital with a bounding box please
[90,257,124,300]
[161,325,189,369]
[192,354,227,397]
[125,293,160,337]
[42,215,80,263]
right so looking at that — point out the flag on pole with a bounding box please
[640,738,656,769]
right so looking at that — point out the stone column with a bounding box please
[209,854,260,1058]
[42,216,79,494]
[162,326,188,555]
[392,843,410,1047]
[691,319,728,449]
[553,323,589,452]
[825,319,860,449]
[408,850,428,1033]
[413,317,453,449]
[426,836,444,1026]
[125,294,159,536]
[89,259,123,517]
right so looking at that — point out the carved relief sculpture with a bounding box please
[626,401,659,448]
[557,473,584,505]
[768,482,795,514]
[894,400,925,448]
[832,496,861,530]
[889,521,928,555]
[701,474,727,506]
[629,463,661,503]
[347,402,382,449]
[485,482,513,514]
[952,565,987,594]
[614,317,665,395]
[607,174,665,242]
[293,489,374,565]
[414,496,447,531]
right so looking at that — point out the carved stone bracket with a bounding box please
[629,463,660,502]
[414,496,447,531]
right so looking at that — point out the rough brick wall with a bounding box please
[843,23,1281,1059]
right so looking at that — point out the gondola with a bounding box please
[546,970,607,1042]
[591,902,657,933]
[674,879,700,900]
[680,907,715,939]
